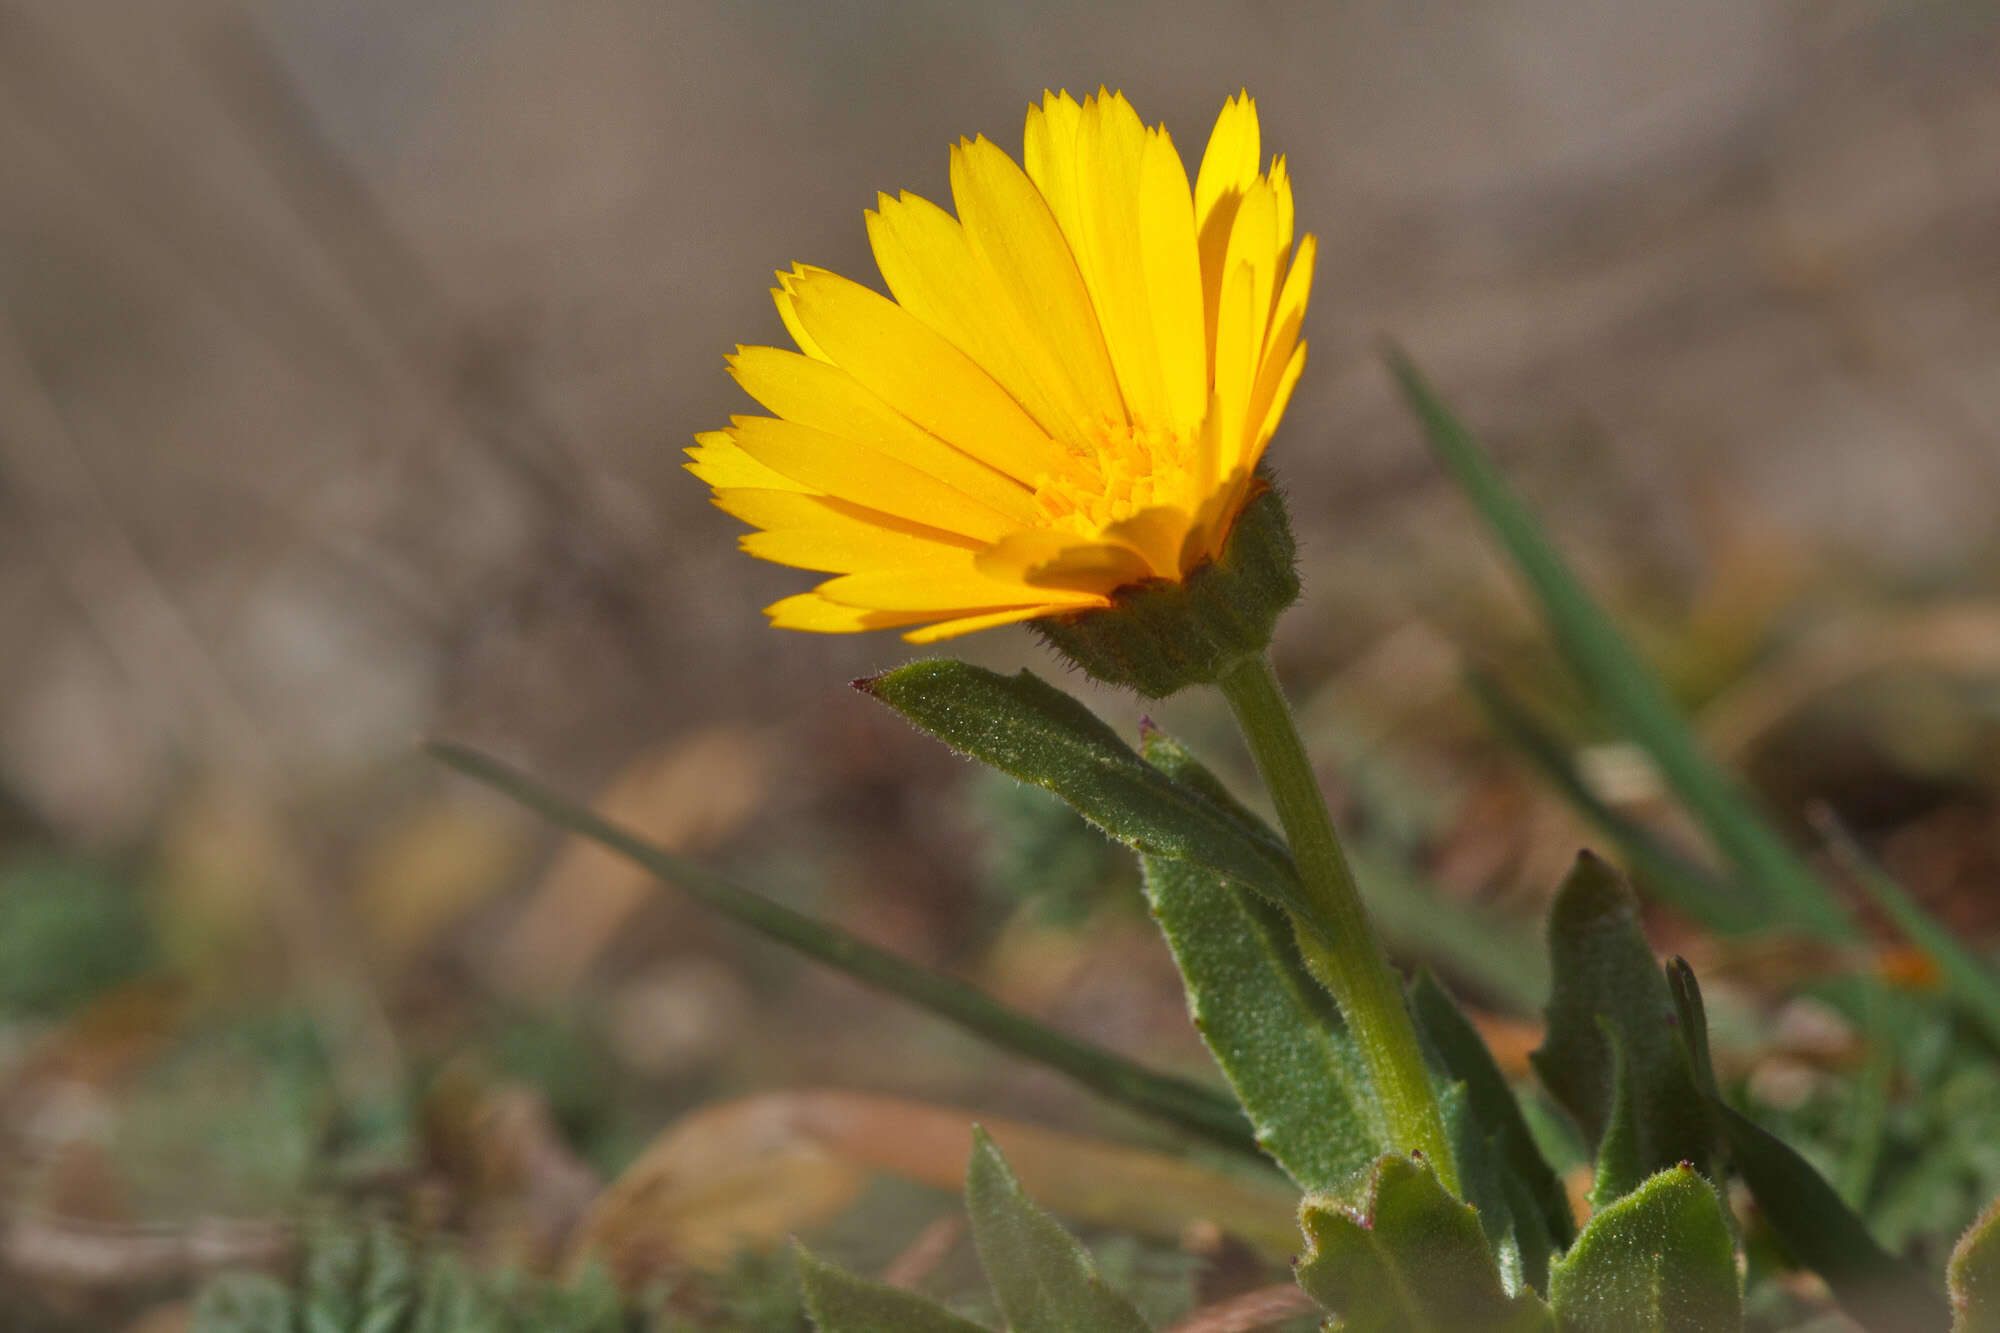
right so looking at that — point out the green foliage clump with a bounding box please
[189,1223,634,1333]
[0,854,152,1017]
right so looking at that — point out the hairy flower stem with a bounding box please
[1217,653,1459,1194]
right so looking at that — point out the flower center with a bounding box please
[1032,418,1197,539]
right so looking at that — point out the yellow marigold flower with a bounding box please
[689,88,1313,645]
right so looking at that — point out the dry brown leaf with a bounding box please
[351,800,524,969]
[567,1088,1299,1287]
[492,725,770,1000]
[2,979,190,1115]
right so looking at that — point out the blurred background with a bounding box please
[3,0,1999,1326]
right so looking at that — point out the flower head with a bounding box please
[690,89,1313,644]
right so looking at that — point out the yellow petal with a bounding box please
[1023,90,1086,244]
[903,604,1062,643]
[783,267,1068,486]
[1070,91,1171,426]
[1138,127,1208,435]
[1194,91,1260,236]
[728,345,1036,523]
[1189,391,1227,509]
[1251,340,1307,461]
[815,563,1110,613]
[975,530,1154,594]
[1260,233,1315,367]
[1186,464,1249,567]
[772,269,832,361]
[686,430,812,492]
[1212,261,1260,478]
[1194,92,1261,366]
[1220,180,1281,366]
[1244,234,1315,454]
[727,416,1014,542]
[1102,504,1197,579]
[765,593,941,634]
[1268,153,1295,263]
[950,135,1126,429]
[866,189,1085,449]
[714,488,983,573]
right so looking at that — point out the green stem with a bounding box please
[1216,654,1459,1194]
[428,741,1260,1157]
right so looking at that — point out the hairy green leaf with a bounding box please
[1531,854,1712,1198]
[796,1244,990,1333]
[859,661,1311,927]
[1137,730,1385,1195]
[1547,1166,1740,1332]
[1952,1197,2000,1333]
[965,1128,1153,1333]
[1587,1021,1644,1212]
[1411,971,1575,1258]
[1439,1081,1535,1297]
[1143,722,1543,1018]
[1297,1153,1554,1332]
[1390,348,1847,938]
[1140,848,1385,1196]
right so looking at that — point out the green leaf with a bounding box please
[1587,1021,1644,1213]
[1438,1081,1535,1297]
[1140,848,1384,1195]
[1951,1197,2000,1333]
[1546,1166,1741,1333]
[408,1257,493,1333]
[1389,348,1847,939]
[1143,721,1543,1017]
[1411,972,1575,1256]
[429,741,1253,1156]
[1136,730,1386,1195]
[302,1222,369,1333]
[965,1128,1154,1333]
[796,1244,991,1333]
[192,1236,631,1333]
[1666,958,1949,1333]
[0,855,154,1017]
[191,1273,295,1332]
[1296,1153,1554,1332]
[1531,854,1713,1199]
[1722,1102,1948,1332]
[859,661,1312,928]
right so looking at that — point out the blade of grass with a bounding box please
[1464,667,1759,932]
[1388,348,1850,940]
[428,740,1259,1157]
[1835,975,1895,1211]
[1810,805,2000,1050]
